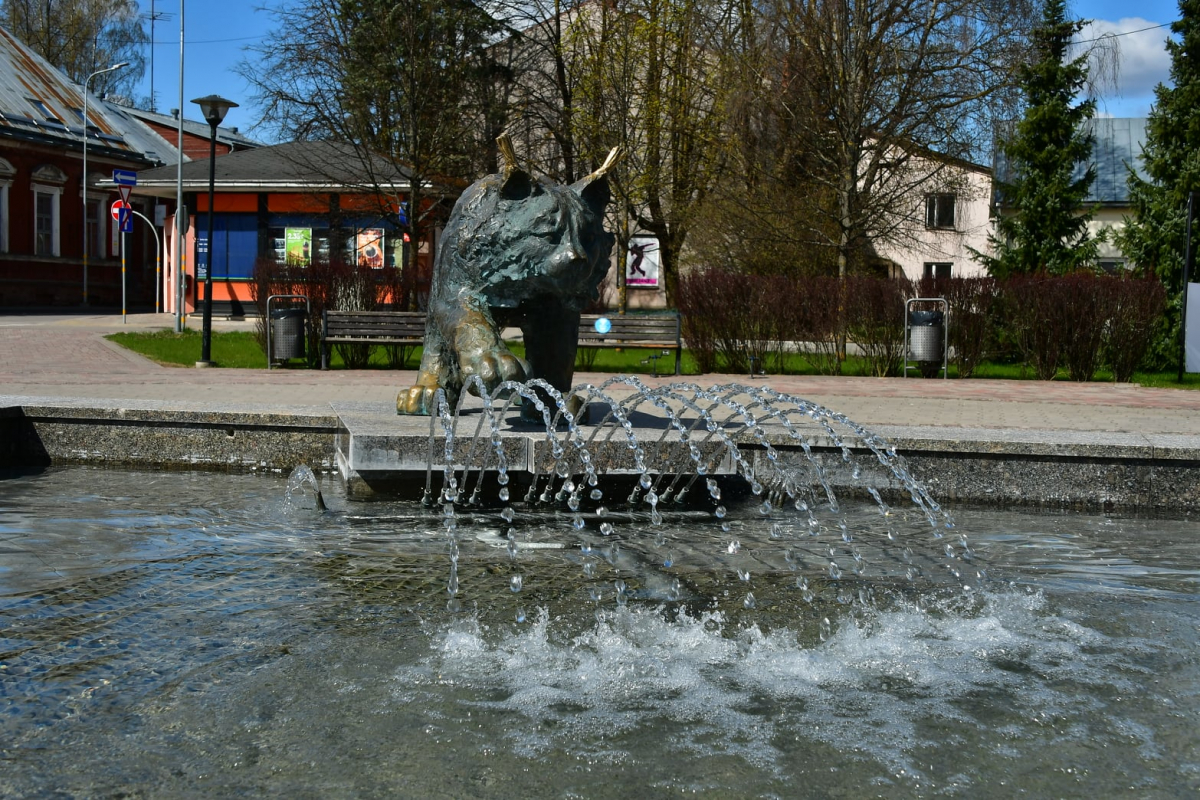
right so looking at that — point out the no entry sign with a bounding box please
[110,199,130,220]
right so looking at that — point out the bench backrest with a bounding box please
[323,310,427,339]
[578,313,680,343]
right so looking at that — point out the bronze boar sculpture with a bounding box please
[397,134,620,417]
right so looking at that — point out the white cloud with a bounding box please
[1079,17,1172,107]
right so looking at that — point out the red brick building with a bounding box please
[0,26,257,309]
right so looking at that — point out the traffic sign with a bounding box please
[118,184,132,204]
[110,199,130,220]
[112,169,137,186]
[118,207,132,234]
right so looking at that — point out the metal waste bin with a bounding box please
[905,298,948,378]
[908,309,944,362]
[271,308,306,361]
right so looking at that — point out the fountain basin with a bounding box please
[5,390,1200,511]
[2,466,1198,796]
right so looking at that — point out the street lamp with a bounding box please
[189,93,238,366]
[81,61,129,305]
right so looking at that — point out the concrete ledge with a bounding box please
[3,397,1200,511]
[0,397,339,472]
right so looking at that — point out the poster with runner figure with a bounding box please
[626,236,659,287]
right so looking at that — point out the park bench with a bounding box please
[577,313,682,375]
[320,310,426,369]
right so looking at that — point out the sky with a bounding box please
[135,0,1184,143]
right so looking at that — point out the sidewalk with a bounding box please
[3,310,1200,436]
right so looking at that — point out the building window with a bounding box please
[925,193,956,230]
[27,97,58,121]
[1098,259,1127,274]
[923,262,952,280]
[33,186,61,256]
[86,196,105,258]
[0,182,9,253]
[0,158,13,253]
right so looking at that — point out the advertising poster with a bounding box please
[626,237,660,287]
[285,228,312,266]
[356,229,385,268]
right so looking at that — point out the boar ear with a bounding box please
[497,132,533,199]
[572,146,622,210]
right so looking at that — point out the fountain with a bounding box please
[2,382,1199,795]
[391,374,972,622]
[3,136,1198,794]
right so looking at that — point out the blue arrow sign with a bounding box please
[118,207,133,233]
[112,169,137,186]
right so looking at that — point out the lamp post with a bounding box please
[81,61,128,306]
[189,94,237,367]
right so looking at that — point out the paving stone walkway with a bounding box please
[3,311,1200,436]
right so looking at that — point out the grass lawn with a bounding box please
[106,328,1200,388]
[104,329,417,369]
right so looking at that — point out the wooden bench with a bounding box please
[321,310,426,369]
[577,313,682,375]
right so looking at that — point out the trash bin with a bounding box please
[908,310,943,361]
[271,308,306,361]
[908,308,944,377]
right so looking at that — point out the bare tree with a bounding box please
[572,0,745,307]
[486,0,598,183]
[2,0,146,97]
[240,0,505,309]
[767,0,1037,281]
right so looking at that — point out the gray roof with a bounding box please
[1084,117,1148,204]
[97,101,180,166]
[0,25,149,162]
[117,105,261,152]
[993,117,1150,206]
[128,140,420,196]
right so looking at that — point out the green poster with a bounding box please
[285,228,312,266]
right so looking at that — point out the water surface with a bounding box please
[2,467,1198,797]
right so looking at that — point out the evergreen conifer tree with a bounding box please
[1115,0,1200,367]
[981,0,1098,279]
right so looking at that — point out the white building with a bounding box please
[870,152,994,282]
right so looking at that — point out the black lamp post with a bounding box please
[190,93,238,366]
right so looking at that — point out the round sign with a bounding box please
[594,316,612,334]
[110,199,130,220]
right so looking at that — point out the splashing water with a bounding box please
[418,377,972,628]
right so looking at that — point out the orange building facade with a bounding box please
[131,142,449,316]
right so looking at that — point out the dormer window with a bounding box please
[27,98,58,122]
[925,193,956,230]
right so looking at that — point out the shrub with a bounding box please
[847,275,910,377]
[1105,275,1167,382]
[797,275,843,375]
[1057,274,1118,382]
[677,268,720,373]
[918,276,999,378]
[1000,275,1073,380]
[250,257,387,368]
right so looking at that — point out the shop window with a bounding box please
[198,213,259,279]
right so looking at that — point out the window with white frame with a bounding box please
[33,185,61,256]
[0,182,8,253]
[925,193,956,230]
[86,195,105,258]
[923,262,952,280]
[0,157,13,253]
